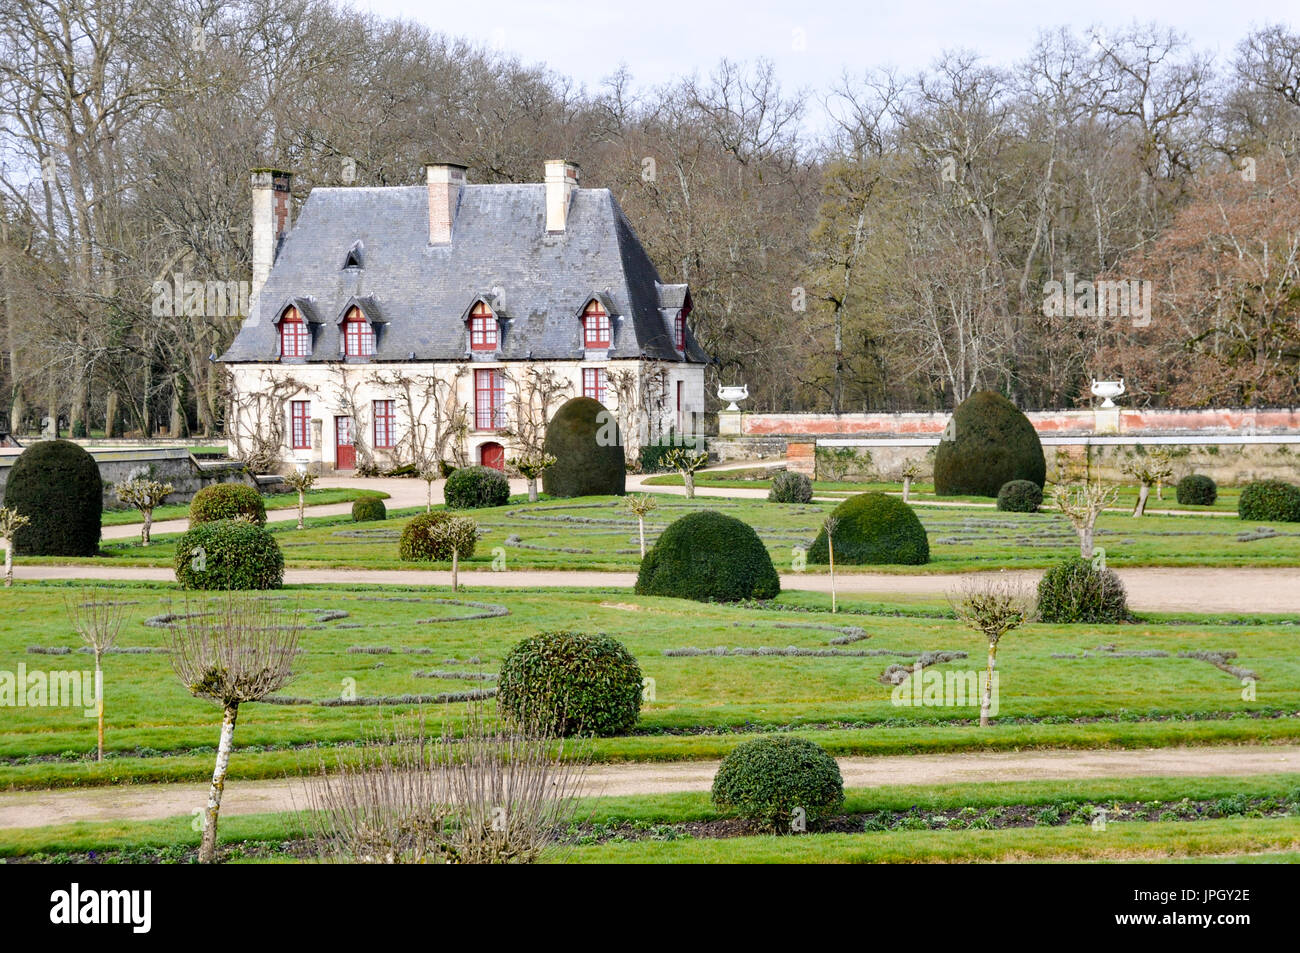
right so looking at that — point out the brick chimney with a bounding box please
[250,169,293,305]
[426,162,467,245]
[544,159,580,232]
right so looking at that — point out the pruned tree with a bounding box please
[429,516,478,592]
[901,461,923,503]
[624,493,658,557]
[1122,457,1174,518]
[281,467,316,530]
[950,575,1032,727]
[1050,480,1118,558]
[113,476,174,545]
[663,448,709,499]
[0,505,30,587]
[511,453,556,503]
[170,594,301,864]
[823,515,840,613]
[65,588,127,761]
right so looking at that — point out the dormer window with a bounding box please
[582,300,611,349]
[343,306,375,357]
[674,309,688,352]
[469,301,498,351]
[342,241,363,270]
[280,306,309,358]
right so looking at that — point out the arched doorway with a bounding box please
[479,441,504,471]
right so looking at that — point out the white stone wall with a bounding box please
[226,359,706,471]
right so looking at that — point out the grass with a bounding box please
[1,580,1297,787]
[101,487,388,526]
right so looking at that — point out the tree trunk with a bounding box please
[828,534,837,613]
[902,476,912,503]
[200,703,239,864]
[527,478,538,503]
[296,491,305,530]
[104,391,119,439]
[141,509,152,546]
[1133,484,1149,518]
[94,655,105,762]
[451,550,459,592]
[684,471,695,499]
[426,480,434,513]
[3,540,12,587]
[1079,526,1094,559]
[980,645,997,728]
[637,517,646,557]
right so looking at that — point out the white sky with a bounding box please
[350,0,1297,98]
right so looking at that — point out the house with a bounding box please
[220,160,709,473]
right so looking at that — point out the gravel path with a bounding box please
[4,744,1298,830]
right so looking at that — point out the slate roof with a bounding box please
[221,184,708,364]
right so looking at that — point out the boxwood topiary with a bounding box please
[3,439,103,556]
[996,479,1043,513]
[173,519,284,590]
[398,511,474,561]
[443,465,509,509]
[1238,480,1300,522]
[711,736,844,832]
[497,631,643,737]
[1176,474,1218,507]
[807,492,929,565]
[934,391,1046,497]
[635,510,780,602]
[1036,556,1129,623]
[189,482,266,525]
[768,470,813,503]
[351,497,387,522]
[542,396,626,497]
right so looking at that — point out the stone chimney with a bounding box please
[544,159,580,232]
[426,162,467,245]
[250,169,293,305]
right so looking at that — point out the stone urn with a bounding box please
[717,384,749,412]
[1089,379,1125,408]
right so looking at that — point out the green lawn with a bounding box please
[2,581,1298,788]
[102,487,388,526]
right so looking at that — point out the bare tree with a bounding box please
[281,467,316,529]
[663,448,709,499]
[1050,480,1118,558]
[0,506,29,587]
[950,576,1032,726]
[624,493,658,556]
[65,588,127,761]
[1122,457,1173,517]
[511,453,556,503]
[114,477,174,545]
[170,594,301,864]
[429,516,478,591]
[823,515,840,613]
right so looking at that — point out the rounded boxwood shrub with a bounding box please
[497,631,643,737]
[397,511,475,561]
[934,391,1046,497]
[174,519,284,590]
[3,439,102,556]
[711,736,844,832]
[768,470,813,504]
[807,492,929,566]
[1036,556,1129,623]
[635,510,780,602]
[1176,474,1218,507]
[351,497,387,522]
[189,482,266,525]
[996,479,1043,513]
[542,396,626,497]
[1238,480,1300,522]
[443,465,509,509]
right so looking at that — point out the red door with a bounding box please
[480,441,504,471]
[335,416,355,470]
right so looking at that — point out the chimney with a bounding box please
[250,169,293,306]
[426,162,467,245]
[544,159,580,232]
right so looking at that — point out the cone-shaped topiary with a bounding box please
[497,630,643,737]
[807,492,929,565]
[189,482,266,525]
[3,439,102,556]
[541,396,625,498]
[934,391,1045,497]
[635,510,779,601]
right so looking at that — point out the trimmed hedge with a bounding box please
[173,519,284,590]
[3,439,102,556]
[711,736,844,832]
[542,396,626,497]
[1036,557,1129,624]
[934,391,1046,497]
[1238,480,1300,522]
[351,497,387,522]
[635,510,780,602]
[768,471,813,504]
[189,482,266,525]
[1176,474,1218,507]
[497,631,643,737]
[807,492,929,566]
[398,511,476,561]
[443,465,510,509]
[996,479,1043,513]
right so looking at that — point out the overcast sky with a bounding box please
[351,0,1296,97]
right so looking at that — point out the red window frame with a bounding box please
[475,368,506,430]
[343,307,375,357]
[583,367,606,404]
[583,300,610,348]
[291,400,310,450]
[674,310,687,351]
[280,307,308,358]
[373,400,395,449]
[469,301,497,351]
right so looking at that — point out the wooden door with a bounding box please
[335,416,355,470]
[480,441,504,471]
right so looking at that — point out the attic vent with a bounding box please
[343,241,363,269]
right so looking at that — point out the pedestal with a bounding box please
[1094,407,1119,434]
[718,411,742,436]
